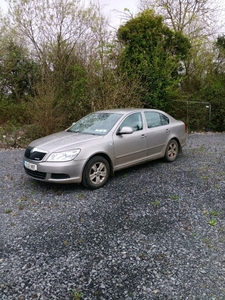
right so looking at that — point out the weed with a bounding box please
[152,200,160,207]
[139,253,147,260]
[63,240,68,246]
[170,195,179,200]
[21,195,28,201]
[129,292,134,296]
[201,176,209,180]
[200,166,207,171]
[5,209,12,214]
[197,146,205,152]
[18,204,24,210]
[209,219,217,226]
[202,238,214,248]
[202,237,210,243]
[209,210,220,216]
[77,193,84,199]
[71,289,83,300]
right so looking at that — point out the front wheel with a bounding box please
[163,139,179,162]
[82,156,110,189]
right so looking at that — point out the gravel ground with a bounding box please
[1,132,225,300]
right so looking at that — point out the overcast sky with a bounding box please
[0,0,7,11]
[94,0,138,26]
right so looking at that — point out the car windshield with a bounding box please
[67,112,123,135]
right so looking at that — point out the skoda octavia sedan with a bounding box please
[23,108,186,189]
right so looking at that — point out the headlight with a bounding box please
[47,149,80,162]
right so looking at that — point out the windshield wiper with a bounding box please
[67,129,80,133]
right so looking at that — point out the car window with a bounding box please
[68,112,123,135]
[160,113,169,125]
[119,113,143,131]
[144,112,169,128]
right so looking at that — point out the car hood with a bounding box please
[28,131,104,152]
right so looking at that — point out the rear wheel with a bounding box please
[82,156,110,189]
[163,139,179,162]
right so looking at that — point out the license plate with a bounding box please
[24,160,37,171]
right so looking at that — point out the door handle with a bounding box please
[166,129,170,133]
[141,134,147,139]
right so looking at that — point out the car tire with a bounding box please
[163,139,179,162]
[82,156,110,189]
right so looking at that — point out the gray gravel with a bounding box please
[1,132,225,300]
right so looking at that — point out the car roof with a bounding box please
[95,108,166,115]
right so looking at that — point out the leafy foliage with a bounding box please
[0,41,39,102]
[117,10,191,110]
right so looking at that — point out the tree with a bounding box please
[214,35,225,73]
[198,35,225,131]
[138,0,224,93]
[5,0,101,99]
[138,0,223,39]
[3,0,107,132]
[0,40,38,102]
[80,4,143,111]
[117,9,190,109]
[1,0,143,137]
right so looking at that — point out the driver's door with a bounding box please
[112,113,148,170]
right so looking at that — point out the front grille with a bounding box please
[25,147,47,161]
[24,167,46,180]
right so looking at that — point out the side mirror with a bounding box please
[117,126,133,135]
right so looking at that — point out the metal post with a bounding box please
[206,103,211,131]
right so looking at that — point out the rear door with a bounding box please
[113,113,148,170]
[144,111,171,159]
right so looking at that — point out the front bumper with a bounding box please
[23,158,86,184]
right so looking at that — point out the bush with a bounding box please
[0,100,28,125]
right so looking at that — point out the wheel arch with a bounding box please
[83,152,114,175]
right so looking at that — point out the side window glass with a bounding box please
[160,113,169,125]
[119,113,143,131]
[144,112,161,128]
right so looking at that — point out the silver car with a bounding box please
[23,108,186,189]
